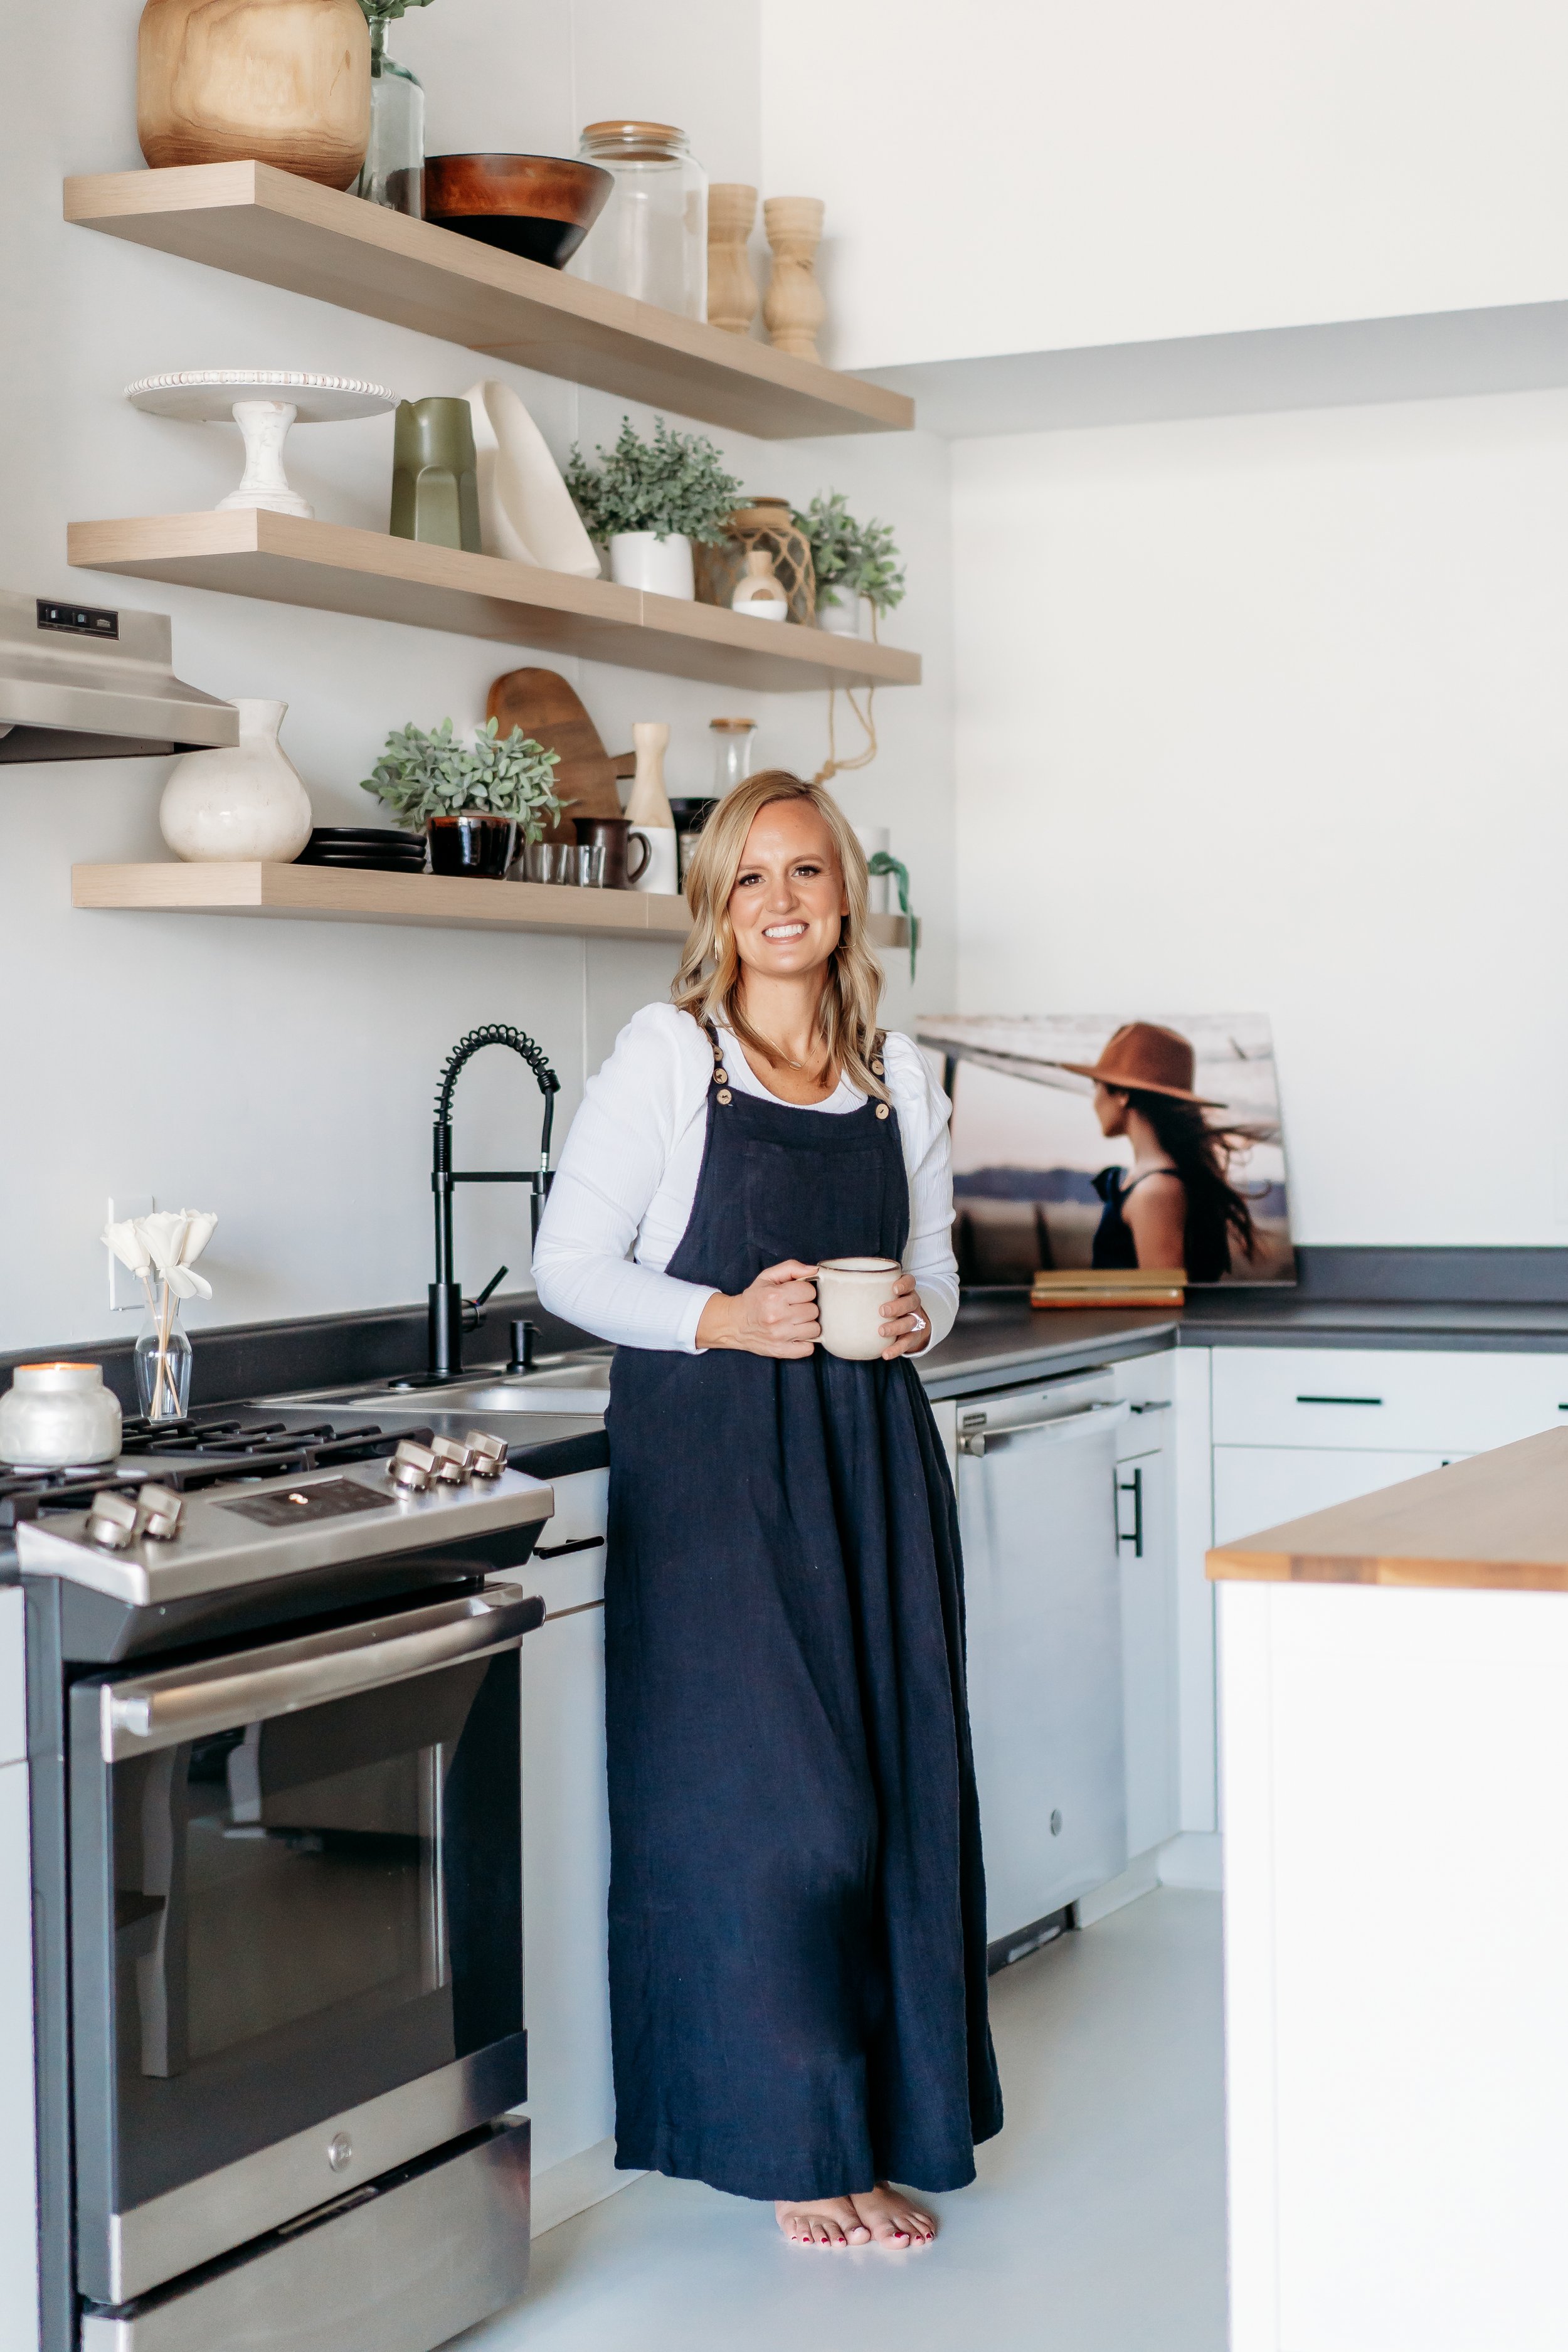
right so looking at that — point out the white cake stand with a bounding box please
[125,370,397,520]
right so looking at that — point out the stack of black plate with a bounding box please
[297,827,427,874]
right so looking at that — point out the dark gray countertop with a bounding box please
[919,1280,1568,1397]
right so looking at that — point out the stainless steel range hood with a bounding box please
[0,588,238,763]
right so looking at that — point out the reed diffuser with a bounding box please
[102,1210,218,1421]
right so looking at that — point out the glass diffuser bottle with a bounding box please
[356,18,425,218]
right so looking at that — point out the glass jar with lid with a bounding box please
[575,122,707,319]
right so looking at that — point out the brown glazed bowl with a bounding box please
[423,154,613,268]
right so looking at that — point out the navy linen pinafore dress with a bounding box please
[603,1025,1002,2203]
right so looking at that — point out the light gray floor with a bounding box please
[458,1888,1226,2352]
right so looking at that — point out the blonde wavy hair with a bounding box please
[673,770,888,1099]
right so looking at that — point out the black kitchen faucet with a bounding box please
[428,1023,559,1382]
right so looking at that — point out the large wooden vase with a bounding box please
[138,0,371,189]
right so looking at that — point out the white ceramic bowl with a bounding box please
[0,1362,123,1467]
[815,1256,902,1362]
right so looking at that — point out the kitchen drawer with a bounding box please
[1212,1444,1461,1549]
[1209,1348,1568,1456]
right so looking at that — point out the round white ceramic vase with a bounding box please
[817,585,866,637]
[0,1362,122,1468]
[159,699,314,862]
[607,531,696,600]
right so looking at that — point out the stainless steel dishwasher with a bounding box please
[952,1369,1131,1967]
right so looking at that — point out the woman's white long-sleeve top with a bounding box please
[532,1002,959,1355]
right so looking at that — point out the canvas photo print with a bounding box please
[916,1013,1295,1288]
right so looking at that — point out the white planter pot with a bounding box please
[608,531,696,600]
[817,585,867,637]
[854,824,891,914]
[0,1362,122,1468]
[159,698,313,863]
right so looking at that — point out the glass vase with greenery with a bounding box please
[793,492,907,633]
[354,0,432,217]
[361,718,563,835]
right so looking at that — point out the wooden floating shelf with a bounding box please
[63,163,913,442]
[71,862,913,950]
[68,512,922,691]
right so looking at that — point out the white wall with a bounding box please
[0,0,953,1354]
[951,386,1568,1246]
[762,0,1568,369]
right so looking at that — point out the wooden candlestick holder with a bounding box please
[763,196,826,363]
[707,183,760,336]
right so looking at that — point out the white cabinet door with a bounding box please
[521,1595,613,2182]
[1213,1445,1456,1548]
[0,1591,24,1766]
[0,1761,38,2352]
[1116,1443,1179,1857]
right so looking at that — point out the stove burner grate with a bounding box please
[1,1419,432,1525]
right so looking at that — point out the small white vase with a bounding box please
[817,585,866,637]
[159,699,314,863]
[731,548,789,622]
[608,532,696,600]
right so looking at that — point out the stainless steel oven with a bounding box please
[72,1587,536,2311]
[16,1418,554,2352]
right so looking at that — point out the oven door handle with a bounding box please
[100,1584,546,1759]
[956,1398,1131,1456]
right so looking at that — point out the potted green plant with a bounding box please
[361,717,562,877]
[564,416,743,600]
[793,492,907,637]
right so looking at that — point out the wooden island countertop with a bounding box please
[1207,1422,1568,1592]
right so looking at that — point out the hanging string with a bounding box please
[812,603,881,788]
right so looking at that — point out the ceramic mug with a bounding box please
[814,1256,904,1362]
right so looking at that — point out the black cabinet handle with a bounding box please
[1295,1394,1383,1407]
[533,1535,606,1559]
[1116,1466,1144,1557]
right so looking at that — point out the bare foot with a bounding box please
[849,2182,938,2248]
[775,2196,872,2247]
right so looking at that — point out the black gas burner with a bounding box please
[1,1416,432,1527]
[0,1465,148,1530]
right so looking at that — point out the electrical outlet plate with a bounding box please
[107,1195,154,1311]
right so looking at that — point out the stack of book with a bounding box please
[1030,1268,1187,1311]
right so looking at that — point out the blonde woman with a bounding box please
[533,771,1000,2252]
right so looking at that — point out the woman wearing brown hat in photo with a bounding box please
[1056,1023,1258,1285]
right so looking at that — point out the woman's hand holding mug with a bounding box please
[696,1261,821,1359]
[878,1269,929,1360]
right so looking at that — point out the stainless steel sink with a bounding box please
[335,1358,612,1416]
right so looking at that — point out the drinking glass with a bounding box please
[575,843,608,887]
[524,842,571,884]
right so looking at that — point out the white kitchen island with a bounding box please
[1210,1429,1568,2352]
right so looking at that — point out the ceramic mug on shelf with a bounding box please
[628,824,679,895]
[814,1257,904,1362]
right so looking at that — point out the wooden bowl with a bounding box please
[424,154,613,268]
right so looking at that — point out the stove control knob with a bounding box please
[464,1430,508,1478]
[87,1490,140,1550]
[389,1439,437,1493]
[135,1485,183,1542]
[327,2132,353,2173]
[428,1436,474,1485]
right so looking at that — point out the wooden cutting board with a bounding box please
[485,668,627,843]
